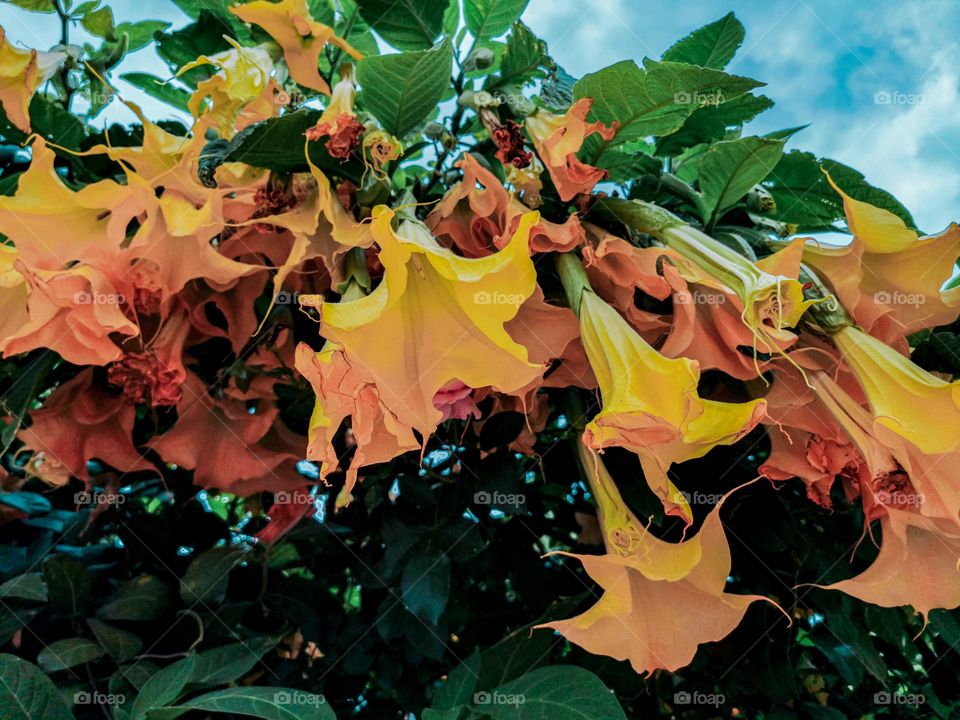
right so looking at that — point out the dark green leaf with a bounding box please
[87,618,143,663]
[180,546,242,606]
[42,555,91,616]
[356,0,446,50]
[131,653,197,719]
[697,136,784,226]
[481,666,627,719]
[573,59,763,162]
[358,39,453,138]
[655,93,774,155]
[662,12,745,69]
[465,0,530,39]
[401,548,451,625]
[151,687,335,720]
[97,574,172,622]
[0,572,47,602]
[0,351,57,455]
[37,637,106,672]
[190,637,281,687]
[432,648,481,710]
[115,20,172,52]
[3,0,56,12]
[0,654,73,720]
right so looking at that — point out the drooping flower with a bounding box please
[603,199,815,356]
[0,28,65,133]
[834,325,960,455]
[574,284,766,523]
[305,207,543,442]
[294,341,420,506]
[179,39,280,138]
[802,172,960,335]
[230,0,362,95]
[428,153,585,257]
[362,129,403,179]
[305,73,364,160]
[523,98,618,201]
[18,370,157,486]
[537,443,777,674]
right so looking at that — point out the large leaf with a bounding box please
[190,637,281,687]
[0,654,73,720]
[87,619,143,663]
[131,653,197,720]
[401,548,451,625]
[655,93,774,155]
[431,649,481,711]
[42,555,91,617]
[464,0,530,39]
[493,21,549,88]
[150,687,335,720]
[357,39,453,138]
[662,12,745,69]
[0,573,47,602]
[573,59,764,162]
[98,574,172,622]
[356,0,447,50]
[478,666,627,719]
[3,0,56,11]
[223,109,362,179]
[697,136,784,226]
[37,637,106,672]
[180,546,243,606]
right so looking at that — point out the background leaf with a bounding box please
[662,11,745,69]
[0,654,73,720]
[356,0,447,50]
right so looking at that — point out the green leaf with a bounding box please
[190,637,281,687]
[131,653,197,720]
[356,0,446,50]
[115,20,172,52]
[696,136,784,226]
[87,618,143,663]
[662,12,745,70]
[494,22,549,87]
[0,573,47,602]
[156,11,236,85]
[0,654,73,720]
[401,548,451,625]
[151,687,335,720]
[573,58,764,162]
[655,93,774,155]
[120,73,192,113]
[168,0,251,41]
[97,574,172,621]
[42,555,91,616]
[0,492,51,515]
[357,39,454,138]
[81,5,114,36]
[465,0,530,39]
[479,666,627,719]
[180,546,243,606]
[3,0,56,12]
[37,637,106,672]
[431,648,481,710]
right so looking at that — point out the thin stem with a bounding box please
[324,7,359,89]
[52,0,74,111]
[553,251,592,317]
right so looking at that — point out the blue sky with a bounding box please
[2,0,959,233]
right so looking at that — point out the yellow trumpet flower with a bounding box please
[0,27,64,132]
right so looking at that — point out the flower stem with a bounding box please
[554,251,592,317]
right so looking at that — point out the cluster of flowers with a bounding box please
[2,0,960,677]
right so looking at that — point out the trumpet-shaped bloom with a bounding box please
[230,0,362,95]
[538,444,775,674]
[179,40,279,138]
[310,208,542,440]
[835,325,960,455]
[578,289,765,522]
[803,172,960,334]
[428,153,585,257]
[0,28,64,132]
[294,341,419,506]
[524,98,617,201]
[18,370,156,485]
[305,75,364,160]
